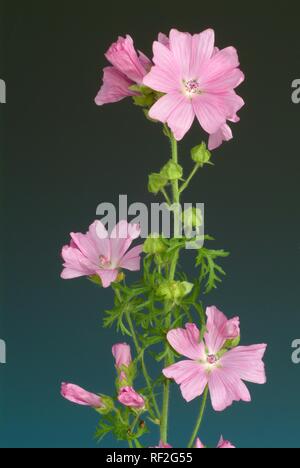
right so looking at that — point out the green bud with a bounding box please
[157,280,194,302]
[95,395,115,416]
[148,173,168,194]
[191,142,212,166]
[161,160,183,181]
[224,335,241,350]
[143,235,167,255]
[183,207,203,230]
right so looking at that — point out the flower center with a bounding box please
[183,79,202,97]
[99,255,111,269]
[207,354,218,365]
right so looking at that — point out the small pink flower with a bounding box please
[95,35,151,106]
[195,436,235,448]
[61,220,143,288]
[195,438,205,448]
[152,441,173,449]
[105,35,151,84]
[61,383,103,408]
[118,386,145,409]
[112,343,132,368]
[217,436,236,449]
[143,28,244,142]
[163,306,267,412]
[95,67,137,106]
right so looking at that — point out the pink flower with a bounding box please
[163,306,267,412]
[61,383,103,408]
[118,386,145,409]
[217,436,236,449]
[95,67,137,105]
[95,35,151,106]
[143,28,244,141]
[195,438,205,448]
[152,441,173,449]
[195,437,235,448]
[112,343,132,368]
[61,220,143,288]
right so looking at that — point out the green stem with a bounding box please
[179,163,201,194]
[187,386,209,448]
[125,309,160,419]
[160,131,181,444]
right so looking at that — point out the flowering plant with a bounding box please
[60,28,267,449]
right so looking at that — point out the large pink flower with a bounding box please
[143,29,244,142]
[61,220,143,288]
[95,35,151,106]
[163,306,267,412]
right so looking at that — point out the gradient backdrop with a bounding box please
[1,0,300,448]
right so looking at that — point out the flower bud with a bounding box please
[112,343,132,368]
[157,281,194,302]
[191,142,212,166]
[183,207,203,230]
[118,387,145,410]
[61,383,103,409]
[143,235,167,255]
[161,160,183,181]
[148,173,168,194]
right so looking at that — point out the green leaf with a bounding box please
[196,247,230,293]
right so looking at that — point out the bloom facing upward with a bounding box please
[163,306,267,411]
[95,35,151,106]
[112,343,132,368]
[143,29,244,142]
[61,220,143,288]
[118,387,145,409]
[61,383,103,408]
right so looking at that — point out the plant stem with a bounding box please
[179,163,201,194]
[160,131,180,444]
[187,386,209,448]
[125,309,160,419]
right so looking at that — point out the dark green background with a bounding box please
[1,0,300,448]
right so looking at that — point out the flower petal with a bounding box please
[208,124,233,150]
[221,344,267,384]
[97,269,118,288]
[94,67,135,106]
[205,306,230,354]
[193,94,226,134]
[163,360,208,402]
[167,98,195,141]
[208,367,251,411]
[191,29,215,77]
[166,323,205,360]
[143,41,180,92]
[110,221,141,266]
[119,245,143,271]
[169,29,193,77]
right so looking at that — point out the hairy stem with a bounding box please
[160,131,180,444]
[125,309,160,419]
[187,386,209,448]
